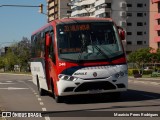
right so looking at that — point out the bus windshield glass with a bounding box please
[57,22,124,62]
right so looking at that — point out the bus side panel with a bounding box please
[31,60,48,91]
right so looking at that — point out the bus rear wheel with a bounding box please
[37,77,45,96]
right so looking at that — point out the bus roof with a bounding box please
[32,17,113,35]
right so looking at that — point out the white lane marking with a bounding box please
[42,108,51,120]
[38,98,42,101]
[28,80,33,82]
[45,117,51,120]
[42,108,47,111]
[6,81,12,82]
[19,80,50,120]
[36,95,39,97]
[32,90,36,92]
[0,87,29,90]
[0,82,15,85]
[40,102,44,106]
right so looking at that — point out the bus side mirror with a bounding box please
[117,26,125,40]
[119,30,125,40]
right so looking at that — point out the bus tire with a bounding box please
[37,77,45,96]
[51,80,63,103]
[54,94,62,103]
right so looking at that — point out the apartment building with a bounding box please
[70,0,126,28]
[126,0,157,53]
[47,0,71,22]
[152,0,160,50]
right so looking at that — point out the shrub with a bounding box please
[128,69,152,76]
[128,69,139,76]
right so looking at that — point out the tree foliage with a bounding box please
[128,47,160,74]
[0,37,31,72]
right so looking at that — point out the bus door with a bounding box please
[45,32,56,90]
[45,33,52,90]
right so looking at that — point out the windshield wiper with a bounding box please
[94,45,112,62]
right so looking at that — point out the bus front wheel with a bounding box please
[51,81,63,103]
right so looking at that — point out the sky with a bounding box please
[0,0,47,47]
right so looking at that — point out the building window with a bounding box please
[96,3,111,10]
[127,4,132,7]
[158,2,160,13]
[127,32,132,35]
[137,13,143,17]
[137,41,143,45]
[137,22,143,26]
[158,19,160,24]
[127,22,132,26]
[127,41,132,45]
[97,12,110,18]
[137,32,143,35]
[127,13,132,17]
[137,3,143,7]
[158,42,160,48]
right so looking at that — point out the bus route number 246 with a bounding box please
[59,63,66,67]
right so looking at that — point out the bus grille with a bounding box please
[74,81,116,92]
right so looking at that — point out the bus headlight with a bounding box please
[58,74,78,81]
[114,71,126,78]
[115,73,120,78]
[119,71,124,76]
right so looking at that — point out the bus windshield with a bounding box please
[57,22,124,62]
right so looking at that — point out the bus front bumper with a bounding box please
[57,76,128,96]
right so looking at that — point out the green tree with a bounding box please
[3,48,18,71]
[1,37,31,72]
[128,47,154,74]
[0,56,5,71]
[11,37,31,72]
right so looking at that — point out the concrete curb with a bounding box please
[129,77,160,81]
[0,73,31,76]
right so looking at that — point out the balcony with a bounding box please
[152,0,160,3]
[154,36,160,42]
[154,25,160,31]
[48,1,54,8]
[155,13,160,20]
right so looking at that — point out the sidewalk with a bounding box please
[129,76,160,81]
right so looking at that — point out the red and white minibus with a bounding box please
[31,17,128,103]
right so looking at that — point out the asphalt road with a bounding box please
[0,73,160,120]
